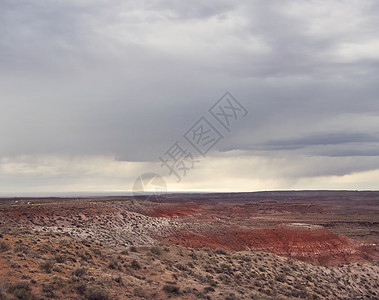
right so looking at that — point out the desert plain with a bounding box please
[0,191,378,299]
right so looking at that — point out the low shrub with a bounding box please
[42,283,56,298]
[72,267,87,277]
[77,283,87,295]
[175,263,187,271]
[54,254,66,263]
[131,259,141,269]
[215,249,227,255]
[0,241,10,253]
[150,246,162,256]
[39,259,55,273]
[204,286,215,293]
[108,258,118,270]
[8,281,32,300]
[134,287,147,297]
[163,284,180,295]
[85,285,109,300]
[275,274,285,283]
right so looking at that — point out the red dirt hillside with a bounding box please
[145,201,325,218]
[159,223,378,266]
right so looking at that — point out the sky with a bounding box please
[1,0,379,195]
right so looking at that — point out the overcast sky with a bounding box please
[1,0,379,195]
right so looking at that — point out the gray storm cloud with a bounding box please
[1,0,379,193]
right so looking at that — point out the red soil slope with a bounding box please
[159,223,378,266]
[2,199,377,267]
[145,203,204,217]
[146,201,325,218]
